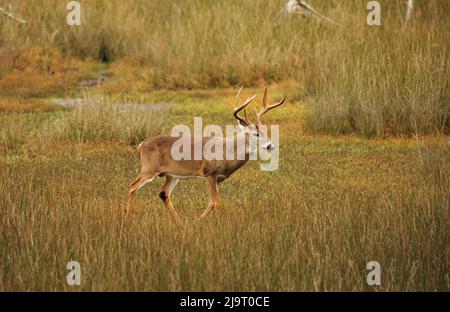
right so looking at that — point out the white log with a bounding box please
[406,0,414,21]
[285,0,340,26]
[0,7,27,24]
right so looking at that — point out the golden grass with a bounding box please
[0,0,449,291]
[1,0,449,135]
[0,97,58,113]
[1,131,448,291]
[0,90,448,291]
[0,47,97,98]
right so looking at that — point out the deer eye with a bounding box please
[253,133,260,137]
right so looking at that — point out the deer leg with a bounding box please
[160,175,181,223]
[126,172,158,214]
[197,176,220,222]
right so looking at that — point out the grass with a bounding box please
[1,0,449,135]
[0,0,448,292]
[0,88,448,291]
[48,100,166,145]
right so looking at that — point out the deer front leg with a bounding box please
[197,176,220,222]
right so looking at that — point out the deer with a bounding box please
[125,88,286,222]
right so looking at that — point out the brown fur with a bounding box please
[126,133,251,222]
[125,88,284,222]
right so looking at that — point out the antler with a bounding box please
[233,86,256,126]
[255,88,286,127]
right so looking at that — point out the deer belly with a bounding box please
[167,174,204,180]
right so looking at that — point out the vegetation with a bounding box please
[1,89,448,291]
[0,0,448,291]
[1,0,449,135]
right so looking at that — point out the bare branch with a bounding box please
[285,0,340,26]
[297,1,340,26]
[0,7,27,24]
[406,0,414,22]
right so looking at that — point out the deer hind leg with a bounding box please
[197,176,220,222]
[126,172,159,214]
[160,175,181,223]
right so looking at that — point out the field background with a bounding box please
[0,0,449,291]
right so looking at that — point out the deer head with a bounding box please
[233,87,286,152]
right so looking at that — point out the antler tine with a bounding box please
[263,87,268,108]
[233,87,255,126]
[233,86,244,108]
[256,87,286,126]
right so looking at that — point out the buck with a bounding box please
[126,88,286,222]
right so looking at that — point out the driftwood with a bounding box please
[406,0,414,22]
[285,0,340,26]
[285,0,414,25]
[0,7,27,24]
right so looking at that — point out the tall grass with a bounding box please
[302,3,450,136]
[1,1,448,291]
[1,0,449,136]
[50,99,166,144]
[0,97,167,154]
[0,134,448,291]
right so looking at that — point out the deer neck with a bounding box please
[222,131,254,165]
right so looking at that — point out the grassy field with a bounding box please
[0,87,448,291]
[0,0,449,291]
[1,0,449,135]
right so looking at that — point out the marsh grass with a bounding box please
[0,96,167,154]
[50,98,166,145]
[302,15,450,136]
[0,133,448,291]
[0,1,449,291]
[1,0,449,135]
[0,91,448,291]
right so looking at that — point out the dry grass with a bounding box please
[48,100,166,145]
[0,47,97,98]
[0,0,449,291]
[302,10,450,136]
[1,132,448,291]
[1,0,449,135]
[0,98,168,155]
[0,97,58,113]
[0,91,449,291]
